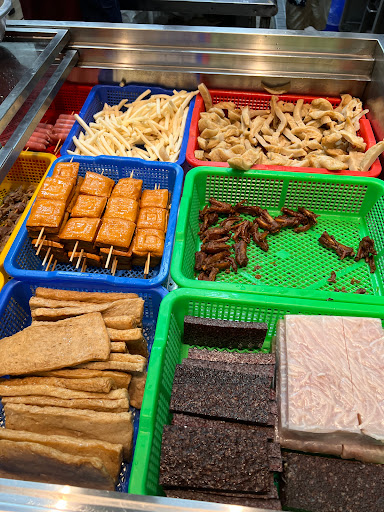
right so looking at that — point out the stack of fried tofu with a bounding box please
[0,288,148,490]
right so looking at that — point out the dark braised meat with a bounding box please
[220,216,241,230]
[226,256,238,273]
[355,236,377,273]
[203,251,231,268]
[250,223,269,252]
[354,288,367,294]
[327,271,337,283]
[198,212,219,235]
[255,209,281,233]
[274,215,301,229]
[205,260,231,271]
[198,267,220,281]
[234,240,248,267]
[201,226,230,241]
[234,200,263,217]
[194,251,207,271]
[206,198,234,215]
[201,241,232,254]
[319,231,355,260]
[231,220,252,243]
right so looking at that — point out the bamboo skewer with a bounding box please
[105,245,113,269]
[35,227,45,247]
[69,241,79,262]
[51,259,57,272]
[46,253,54,271]
[111,256,118,276]
[76,248,84,269]
[81,258,87,272]
[70,157,74,163]
[42,247,51,266]
[144,252,151,278]
[25,147,29,151]
[53,139,62,154]
[130,170,134,178]
[35,235,46,256]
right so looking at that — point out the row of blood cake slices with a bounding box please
[26,161,169,274]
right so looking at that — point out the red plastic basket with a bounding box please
[186,89,381,177]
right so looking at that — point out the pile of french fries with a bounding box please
[69,88,198,162]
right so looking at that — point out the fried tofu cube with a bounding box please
[80,172,115,198]
[137,207,167,231]
[37,178,76,204]
[111,178,143,201]
[104,197,139,223]
[129,229,164,266]
[27,199,66,232]
[95,218,135,250]
[52,162,79,180]
[140,189,169,209]
[59,217,100,244]
[71,195,107,218]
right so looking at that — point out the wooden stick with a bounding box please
[71,111,75,115]
[130,170,134,178]
[42,247,51,266]
[46,253,54,271]
[53,139,62,154]
[70,157,74,163]
[81,258,87,272]
[76,248,84,269]
[51,259,57,272]
[69,241,79,262]
[105,245,113,269]
[25,147,29,151]
[144,252,151,278]
[35,227,45,247]
[111,256,118,276]
[35,235,46,256]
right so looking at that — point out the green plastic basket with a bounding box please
[171,167,384,305]
[128,288,384,497]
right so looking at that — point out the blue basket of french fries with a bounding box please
[4,156,183,289]
[61,84,196,167]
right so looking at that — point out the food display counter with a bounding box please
[0,20,384,512]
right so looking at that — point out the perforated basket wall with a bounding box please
[186,89,381,177]
[129,288,384,496]
[4,156,183,289]
[61,85,195,166]
[0,279,167,491]
[171,167,384,305]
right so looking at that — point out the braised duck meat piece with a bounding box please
[198,267,220,281]
[234,240,248,267]
[355,236,377,273]
[219,216,241,230]
[234,200,263,217]
[255,209,281,233]
[198,212,219,235]
[294,206,320,233]
[327,271,337,283]
[201,226,230,241]
[205,260,231,272]
[274,215,301,229]
[194,251,207,271]
[226,256,238,274]
[231,220,252,243]
[355,288,367,294]
[319,231,355,260]
[206,197,234,215]
[250,223,269,252]
[202,251,231,269]
[201,241,232,254]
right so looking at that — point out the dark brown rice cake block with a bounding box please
[170,365,272,424]
[165,489,281,509]
[187,348,275,365]
[160,425,271,493]
[181,358,275,377]
[281,451,384,512]
[183,316,267,350]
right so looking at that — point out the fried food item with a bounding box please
[59,217,101,252]
[71,194,107,218]
[130,229,165,265]
[99,247,132,269]
[0,439,115,490]
[95,218,136,251]
[3,395,129,413]
[0,376,114,393]
[37,177,76,204]
[104,196,139,223]
[52,162,80,180]
[26,199,66,233]
[140,189,169,209]
[76,353,147,373]
[111,342,127,353]
[111,178,143,201]
[136,208,167,231]
[0,429,123,482]
[35,369,132,389]
[103,315,137,329]
[0,383,127,400]
[107,328,143,342]
[4,403,134,460]
[198,83,213,111]
[66,176,84,213]
[34,288,138,303]
[79,172,115,198]
[128,372,147,409]
[0,312,110,376]
[68,251,101,267]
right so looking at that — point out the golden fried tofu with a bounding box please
[104,197,139,223]
[68,252,101,267]
[80,172,115,198]
[100,247,132,269]
[37,178,76,204]
[52,162,79,180]
[95,218,135,251]
[71,195,107,218]
[129,229,164,266]
[140,189,169,209]
[27,199,66,233]
[137,207,167,231]
[59,218,100,253]
[111,178,143,201]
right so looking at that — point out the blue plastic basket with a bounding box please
[61,85,195,167]
[4,156,183,288]
[0,279,167,492]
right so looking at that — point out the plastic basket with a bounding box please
[171,166,384,305]
[4,155,183,289]
[61,85,196,167]
[0,151,56,280]
[186,89,381,177]
[129,287,384,496]
[0,279,167,492]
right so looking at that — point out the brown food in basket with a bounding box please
[34,288,138,303]
[79,171,115,198]
[136,207,167,231]
[111,178,143,201]
[104,196,139,223]
[140,189,169,209]
[319,231,355,260]
[95,218,135,251]
[71,195,107,218]
[27,199,66,233]
[52,162,79,180]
